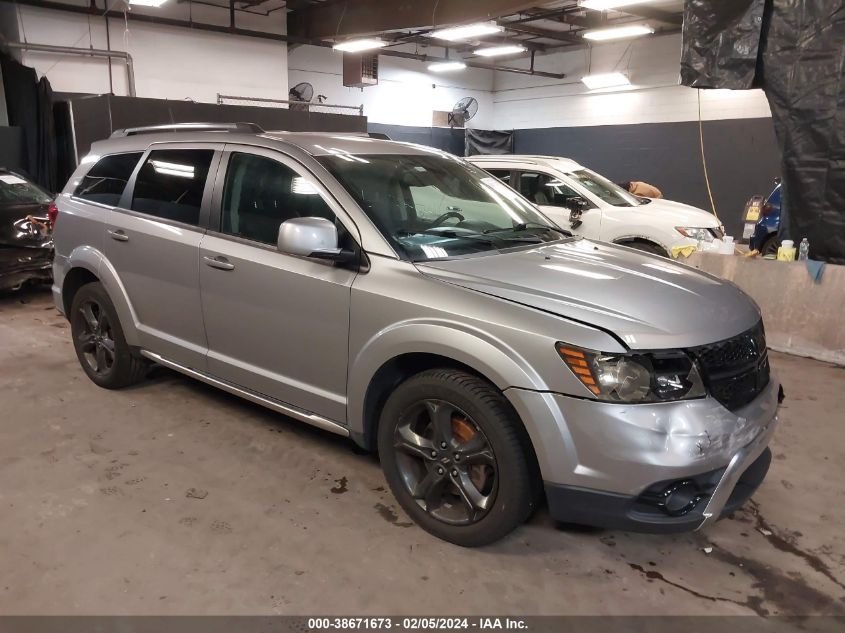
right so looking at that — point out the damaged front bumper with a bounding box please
[507,373,781,533]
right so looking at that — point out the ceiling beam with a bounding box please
[620,6,683,26]
[287,0,544,40]
[498,21,582,45]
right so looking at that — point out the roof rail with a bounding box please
[110,122,265,138]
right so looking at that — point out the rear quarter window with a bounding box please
[74,152,143,206]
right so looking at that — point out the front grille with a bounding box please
[689,322,770,411]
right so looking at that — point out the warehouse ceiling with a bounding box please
[9,0,685,77]
[181,0,684,59]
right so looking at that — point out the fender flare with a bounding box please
[65,245,141,347]
[346,318,550,436]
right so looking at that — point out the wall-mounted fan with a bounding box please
[289,82,314,111]
[448,96,479,128]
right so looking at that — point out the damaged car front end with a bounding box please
[0,170,55,292]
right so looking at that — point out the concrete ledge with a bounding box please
[684,253,845,366]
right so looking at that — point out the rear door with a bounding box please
[105,143,222,370]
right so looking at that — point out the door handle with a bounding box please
[108,229,129,242]
[203,255,235,271]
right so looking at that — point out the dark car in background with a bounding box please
[0,169,55,292]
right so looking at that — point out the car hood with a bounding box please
[636,198,721,229]
[417,239,760,350]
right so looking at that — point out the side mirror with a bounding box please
[277,216,358,266]
[564,196,590,212]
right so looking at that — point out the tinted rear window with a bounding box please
[0,173,52,205]
[74,152,143,206]
[130,149,214,226]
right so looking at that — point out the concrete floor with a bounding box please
[1,286,844,616]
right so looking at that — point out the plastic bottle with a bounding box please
[722,236,735,255]
[798,238,810,261]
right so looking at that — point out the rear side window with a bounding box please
[73,152,142,206]
[131,149,214,226]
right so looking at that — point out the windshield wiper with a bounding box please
[484,222,572,237]
[397,228,498,248]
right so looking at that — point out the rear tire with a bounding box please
[70,282,148,389]
[378,368,536,547]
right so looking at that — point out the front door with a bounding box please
[515,170,602,238]
[105,144,221,370]
[199,146,358,423]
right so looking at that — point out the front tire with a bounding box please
[378,369,536,546]
[626,240,667,257]
[70,282,148,389]
[760,234,780,257]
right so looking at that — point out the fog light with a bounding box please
[657,481,704,517]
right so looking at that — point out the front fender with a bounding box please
[64,245,141,347]
[346,318,549,436]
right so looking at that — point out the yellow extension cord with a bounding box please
[698,89,722,225]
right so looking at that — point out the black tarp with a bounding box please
[680,0,845,264]
[464,128,514,157]
[37,77,57,193]
[0,52,57,192]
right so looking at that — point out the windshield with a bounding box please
[318,153,568,261]
[0,173,52,206]
[567,169,641,207]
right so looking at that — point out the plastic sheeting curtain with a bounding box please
[681,0,845,265]
[465,129,514,157]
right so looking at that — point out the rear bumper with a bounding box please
[0,247,53,291]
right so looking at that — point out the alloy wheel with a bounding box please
[393,399,498,525]
[76,299,116,376]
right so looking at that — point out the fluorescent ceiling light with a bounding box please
[582,24,654,41]
[128,0,169,6]
[473,45,526,57]
[430,23,503,41]
[333,38,386,52]
[581,72,631,89]
[428,61,467,72]
[581,0,654,10]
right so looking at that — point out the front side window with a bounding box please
[0,172,52,205]
[567,169,641,207]
[220,152,337,246]
[131,149,214,225]
[517,171,591,209]
[319,153,568,262]
[485,169,513,187]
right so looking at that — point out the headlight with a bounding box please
[676,227,714,242]
[556,343,706,403]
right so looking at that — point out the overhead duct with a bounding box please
[4,41,136,97]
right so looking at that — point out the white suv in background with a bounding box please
[468,155,726,257]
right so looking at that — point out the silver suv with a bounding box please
[53,123,780,546]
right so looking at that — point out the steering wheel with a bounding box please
[428,210,465,229]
